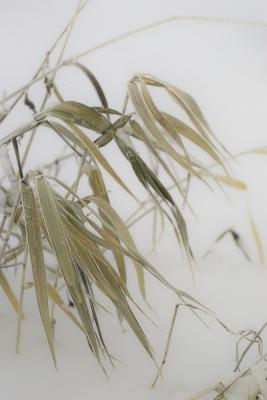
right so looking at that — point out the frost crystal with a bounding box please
[116,127,136,151]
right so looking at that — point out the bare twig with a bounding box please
[234,322,267,372]
[16,247,28,353]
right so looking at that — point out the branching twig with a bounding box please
[1,16,267,108]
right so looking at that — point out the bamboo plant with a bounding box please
[0,1,264,389]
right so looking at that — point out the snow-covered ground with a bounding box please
[1,0,267,399]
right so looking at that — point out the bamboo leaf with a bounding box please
[199,172,247,190]
[89,166,127,290]
[67,123,138,200]
[129,119,186,199]
[73,63,108,109]
[115,135,192,260]
[67,272,101,362]
[46,283,84,332]
[128,81,198,176]
[36,178,101,361]
[35,176,79,295]
[163,112,226,168]
[21,180,56,365]
[62,218,153,360]
[136,74,212,140]
[132,74,230,159]
[46,174,208,311]
[90,195,145,299]
[45,101,111,133]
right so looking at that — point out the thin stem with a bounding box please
[70,149,88,201]
[12,138,23,179]
[0,215,7,238]
[15,246,28,353]
[0,262,24,270]
[234,322,267,372]
[45,121,84,158]
[49,266,61,332]
[21,0,85,168]
[0,0,88,125]
[40,152,74,172]
[0,191,21,265]
[152,303,182,388]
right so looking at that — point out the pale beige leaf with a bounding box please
[36,176,79,296]
[46,283,84,332]
[46,101,110,133]
[68,123,138,201]
[21,180,56,365]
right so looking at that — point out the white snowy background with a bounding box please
[0,0,267,399]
